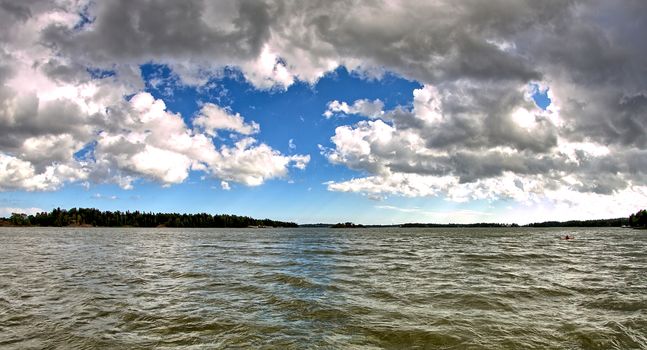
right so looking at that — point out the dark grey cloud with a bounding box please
[388,151,562,182]
[509,0,647,149]
[0,0,32,21]
[420,84,557,153]
[41,0,273,65]
[33,0,566,86]
[277,0,549,84]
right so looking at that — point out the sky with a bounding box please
[0,0,646,224]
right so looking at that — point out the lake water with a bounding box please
[1,227,645,349]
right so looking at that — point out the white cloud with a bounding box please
[326,173,456,198]
[412,85,443,124]
[511,107,537,130]
[92,92,309,189]
[323,99,385,119]
[375,205,496,223]
[220,181,230,190]
[323,84,647,215]
[240,45,295,90]
[375,205,421,213]
[194,103,260,136]
[0,207,44,217]
[211,138,309,186]
[129,146,193,186]
[496,186,647,224]
[0,153,88,191]
[19,134,84,165]
[91,92,211,188]
[92,193,118,200]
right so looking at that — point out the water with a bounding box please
[1,227,645,349]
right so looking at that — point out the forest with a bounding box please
[526,209,646,228]
[525,218,628,227]
[401,223,518,228]
[0,208,298,228]
[629,209,647,228]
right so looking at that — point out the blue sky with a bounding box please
[0,1,645,224]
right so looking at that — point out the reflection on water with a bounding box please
[1,227,646,349]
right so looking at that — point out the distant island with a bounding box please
[401,223,518,228]
[527,210,645,228]
[306,209,647,229]
[331,222,365,228]
[525,218,628,227]
[0,208,298,228]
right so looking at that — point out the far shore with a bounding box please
[2,208,645,229]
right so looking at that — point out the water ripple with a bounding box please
[0,227,645,349]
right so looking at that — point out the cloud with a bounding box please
[92,92,309,189]
[323,99,384,119]
[34,0,555,89]
[0,1,311,192]
[194,103,260,136]
[90,92,211,188]
[240,45,295,90]
[375,205,496,223]
[92,193,118,200]
[0,207,44,218]
[0,153,88,191]
[220,181,230,190]
[0,0,645,211]
[322,84,647,211]
[206,137,309,186]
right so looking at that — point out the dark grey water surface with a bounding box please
[1,227,646,349]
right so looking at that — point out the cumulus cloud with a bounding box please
[91,92,309,189]
[0,152,88,191]
[194,103,260,136]
[322,84,647,211]
[207,137,310,186]
[323,99,384,119]
[240,45,295,90]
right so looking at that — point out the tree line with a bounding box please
[2,208,645,229]
[526,209,647,228]
[401,223,519,228]
[629,209,647,228]
[1,208,298,228]
[525,218,629,227]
